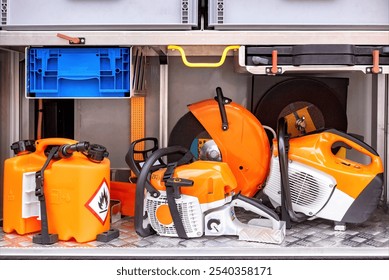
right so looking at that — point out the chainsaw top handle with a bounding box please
[135,145,194,238]
[324,129,382,170]
[326,129,379,157]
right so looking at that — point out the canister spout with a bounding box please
[58,141,90,158]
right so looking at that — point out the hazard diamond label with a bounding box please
[85,178,110,225]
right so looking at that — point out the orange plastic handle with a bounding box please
[372,49,381,74]
[56,33,83,44]
[271,50,278,74]
[35,138,77,154]
[325,132,382,169]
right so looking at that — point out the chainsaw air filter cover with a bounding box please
[146,192,204,238]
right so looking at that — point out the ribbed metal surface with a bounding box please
[1,207,387,257]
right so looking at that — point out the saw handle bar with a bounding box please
[215,87,232,131]
[126,137,165,177]
[135,145,193,237]
[278,117,307,224]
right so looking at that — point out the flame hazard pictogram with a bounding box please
[85,178,110,225]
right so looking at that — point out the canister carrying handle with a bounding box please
[326,129,381,167]
[34,138,108,162]
[34,138,77,155]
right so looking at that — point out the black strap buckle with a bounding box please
[163,162,178,182]
[32,146,59,245]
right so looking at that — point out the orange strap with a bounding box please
[130,96,145,175]
[372,50,381,74]
[271,50,279,74]
[56,33,85,44]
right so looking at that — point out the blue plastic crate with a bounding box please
[27,47,131,98]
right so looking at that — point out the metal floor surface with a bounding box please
[1,207,388,258]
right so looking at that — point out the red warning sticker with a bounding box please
[85,178,110,225]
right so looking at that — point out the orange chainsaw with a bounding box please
[126,139,285,244]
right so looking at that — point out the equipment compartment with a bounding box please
[2,0,199,30]
[208,0,389,30]
[0,1,388,260]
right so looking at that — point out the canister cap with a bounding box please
[10,140,36,155]
[87,144,109,162]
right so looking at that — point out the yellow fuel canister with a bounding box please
[3,138,111,243]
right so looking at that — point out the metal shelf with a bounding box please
[1,30,389,49]
[1,208,388,258]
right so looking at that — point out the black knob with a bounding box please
[87,144,109,162]
[10,140,36,155]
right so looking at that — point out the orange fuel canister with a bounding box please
[3,138,112,243]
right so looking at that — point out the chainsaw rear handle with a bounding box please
[135,145,192,237]
[35,138,77,155]
[232,193,283,230]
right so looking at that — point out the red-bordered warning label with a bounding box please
[85,178,110,225]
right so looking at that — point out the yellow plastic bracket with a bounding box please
[168,45,240,68]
